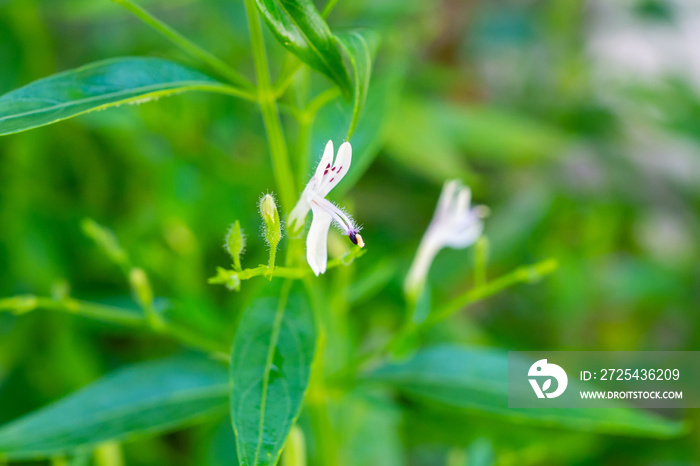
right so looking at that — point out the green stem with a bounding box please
[474,237,489,287]
[267,246,278,277]
[295,88,340,186]
[306,88,342,116]
[0,296,228,353]
[425,259,558,328]
[296,114,313,188]
[337,259,559,378]
[112,0,254,90]
[320,0,340,17]
[210,247,366,284]
[244,0,297,212]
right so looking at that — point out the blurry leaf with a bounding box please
[348,258,398,306]
[367,345,683,437]
[312,73,399,195]
[0,57,236,136]
[336,30,380,139]
[336,393,404,466]
[466,438,495,466]
[81,218,130,273]
[384,99,568,182]
[206,419,239,466]
[254,0,352,97]
[230,281,316,466]
[0,354,229,460]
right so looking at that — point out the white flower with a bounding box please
[288,140,364,276]
[404,180,487,296]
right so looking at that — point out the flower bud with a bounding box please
[259,194,282,248]
[129,267,164,329]
[225,221,246,271]
[129,268,153,311]
[260,194,282,275]
[81,218,128,270]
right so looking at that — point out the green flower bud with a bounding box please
[81,218,129,270]
[129,268,153,311]
[260,194,282,248]
[259,194,282,274]
[225,220,245,271]
[129,267,163,330]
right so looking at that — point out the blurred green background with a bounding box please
[1,0,700,464]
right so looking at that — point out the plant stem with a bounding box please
[337,259,559,378]
[209,247,366,284]
[295,87,340,186]
[296,114,313,188]
[0,296,228,353]
[426,258,557,327]
[320,0,340,17]
[244,0,297,213]
[111,0,254,90]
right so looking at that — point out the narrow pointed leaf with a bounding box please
[254,0,351,97]
[230,281,316,466]
[0,354,229,460]
[0,57,238,136]
[367,345,683,437]
[336,30,379,139]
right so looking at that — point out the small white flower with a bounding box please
[404,180,487,296]
[289,140,364,276]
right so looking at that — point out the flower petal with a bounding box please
[455,185,471,215]
[313,140,335,192]
[310,196,357,235]
[444,220,483,249]
[435,180,459,222]
[318,141,352,196]
[306,206,333,276]
[288,195,311,235]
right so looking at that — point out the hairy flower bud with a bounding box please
[260,194,282,248]
[259,194,282,274]
[225,220,245,271]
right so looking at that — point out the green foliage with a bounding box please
[0,57,246,136]
[335,30,380,139]
[0,354,229,460]
[253,0,352,97]
[368,346,683,437]
[0,0,697,464]
[230,281,316,466]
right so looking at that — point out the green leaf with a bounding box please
[0,57,241,136]
[384,98,569,182]
[336,393,405,466]
[311,73,400,196]
[367,345,684,437]
[0,354,229,460]
[254,0,352,97]
[230,281,317,466]
[336,30,380,139]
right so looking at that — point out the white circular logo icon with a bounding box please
[528,359,568,399]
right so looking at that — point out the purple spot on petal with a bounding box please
[329,178,335,182]
[324,170,328,175]
[326,163,331,169]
